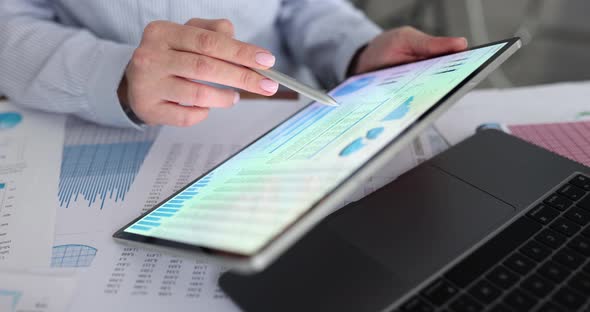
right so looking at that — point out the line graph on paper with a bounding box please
[52,117,159,267]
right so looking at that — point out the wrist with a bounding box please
[345,44,368,78]
[117,75,145,126]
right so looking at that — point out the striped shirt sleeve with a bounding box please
[0,0,139,128]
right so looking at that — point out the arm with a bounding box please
[0,0,138,128]
[1,1,280,128]
[278,0,382,87]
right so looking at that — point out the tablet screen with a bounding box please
[122,42,508,255]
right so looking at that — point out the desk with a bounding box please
[2,81,589,312]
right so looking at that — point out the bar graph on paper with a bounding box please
[58,118,158,209]
[52,117,159,267]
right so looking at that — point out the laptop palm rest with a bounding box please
[220,132,520,312]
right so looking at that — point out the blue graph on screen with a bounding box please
[339,138,366,157]
[382,96,413,121]
[332,75,375,97]
[51,244,97,267]
[58,118,158,209]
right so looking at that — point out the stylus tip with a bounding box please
[323,96,339,107]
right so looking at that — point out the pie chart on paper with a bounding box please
[0,112,22,129]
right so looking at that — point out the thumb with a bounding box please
[413,35,468,56]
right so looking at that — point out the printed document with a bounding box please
[0,270,77,312]
[0,102,65,269]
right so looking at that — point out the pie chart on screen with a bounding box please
[0,112,22,129]
[333,75,375,97]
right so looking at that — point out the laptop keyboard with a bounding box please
[396,173,590,312]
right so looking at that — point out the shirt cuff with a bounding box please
[86,41,143,129]
[334,21,382,83]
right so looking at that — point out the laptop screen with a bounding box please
[123,42,508,255]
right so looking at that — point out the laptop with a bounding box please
[220,127,590,311]
[113,38,522,273]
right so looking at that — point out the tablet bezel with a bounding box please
[114,37,522,272]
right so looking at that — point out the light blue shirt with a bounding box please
[0,0,381,128]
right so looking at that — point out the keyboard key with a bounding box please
[550,217,581,237]
[445,217,541,288]
[521,274,555,298]
[487,266,519,289]
[584,261,590,274]
[449,294,482,312]
[558,184,586,201]
[537,302,565,312]
[552,287,586,310]
[527,204,560,225]
[564,206,590,226]
[538,261,571,283]
[544,194,573,211]
[581,224,590,237]
[535,229,566,249]
[504,252,535,275]
[570,174,590,191]
[468,279,501,304]
[401,297,433,312]
[568,236,590,256]
[520,240,552,262]
[569,273,590,295]
[503,288,536,311]
[553,247,585,270]
[421,279,458,306]
[578,194,590,211]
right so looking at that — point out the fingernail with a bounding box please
[259,78,279,93]
[233,92,240,104]
[459,37,468,46]
[255,52,275,67]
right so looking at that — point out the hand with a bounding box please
[119,18,279,127]
[351,26,468,75]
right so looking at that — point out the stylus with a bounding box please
[252,68,339,106]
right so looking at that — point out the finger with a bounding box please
[424,36,468,54]
[410,30,468,56]
[165,51,278,95]
[156,22,275,69]
[185,18,235,37]
[148,102,210,127]
[160,76,239,108]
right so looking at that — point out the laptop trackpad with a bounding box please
[327,164,515,288]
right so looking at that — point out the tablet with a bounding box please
[114,38,521,272]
